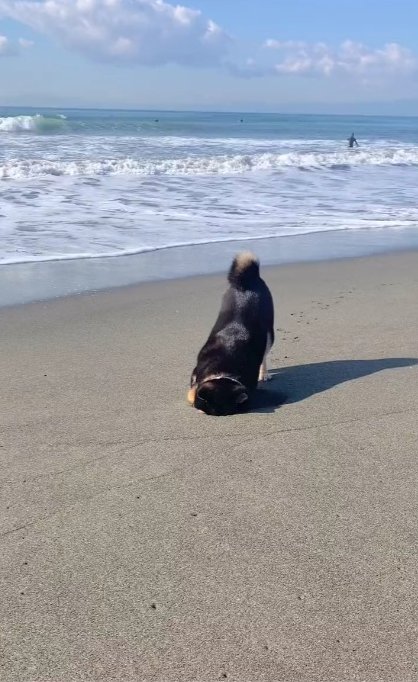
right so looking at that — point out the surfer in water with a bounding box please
[348,132,359,148]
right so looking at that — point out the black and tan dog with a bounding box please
[187,252,274,415]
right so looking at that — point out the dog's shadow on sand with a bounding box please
[252,357,418,413]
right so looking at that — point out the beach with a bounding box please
[1,250,418,681]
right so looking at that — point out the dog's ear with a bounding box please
[233,385,248,405]
[236,392,248,404]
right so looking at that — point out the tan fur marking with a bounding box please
[187,385,197,405]
[234,251,259,274]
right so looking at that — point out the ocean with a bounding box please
[1,107,418,266]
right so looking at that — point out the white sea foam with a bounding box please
[1,147,418,179]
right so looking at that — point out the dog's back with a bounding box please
[194,252,274,392]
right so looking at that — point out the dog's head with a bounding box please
[195,378,249,416]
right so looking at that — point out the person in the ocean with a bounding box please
[348,132,359,148]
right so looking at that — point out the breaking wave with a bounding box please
[2,147,418,179]
[0,114,67,134]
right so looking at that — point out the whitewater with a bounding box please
[1,108,418,265]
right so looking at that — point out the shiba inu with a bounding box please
[188,252,274,415]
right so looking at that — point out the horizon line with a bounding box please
[1,104,418,119]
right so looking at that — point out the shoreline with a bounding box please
[2,225,418,307]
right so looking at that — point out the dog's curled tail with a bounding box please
[228,251,260,289]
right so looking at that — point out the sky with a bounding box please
[1,0,418,113]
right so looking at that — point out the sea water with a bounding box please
[1,108,418,266]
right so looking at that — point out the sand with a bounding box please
[1,251,418,681]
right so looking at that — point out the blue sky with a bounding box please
[1,0,418,112]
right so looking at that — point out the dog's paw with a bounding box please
[258,372,271,383]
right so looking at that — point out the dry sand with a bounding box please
[1,252,418,681]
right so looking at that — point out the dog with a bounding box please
[187,251,274,416]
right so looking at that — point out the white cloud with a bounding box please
[0,33,32,55]
[0,0,415,85]
[18,37,34,48]
[0,0,231,66]
[226,57,276,79]
[0,35,15,55]
[263,38,417,78]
